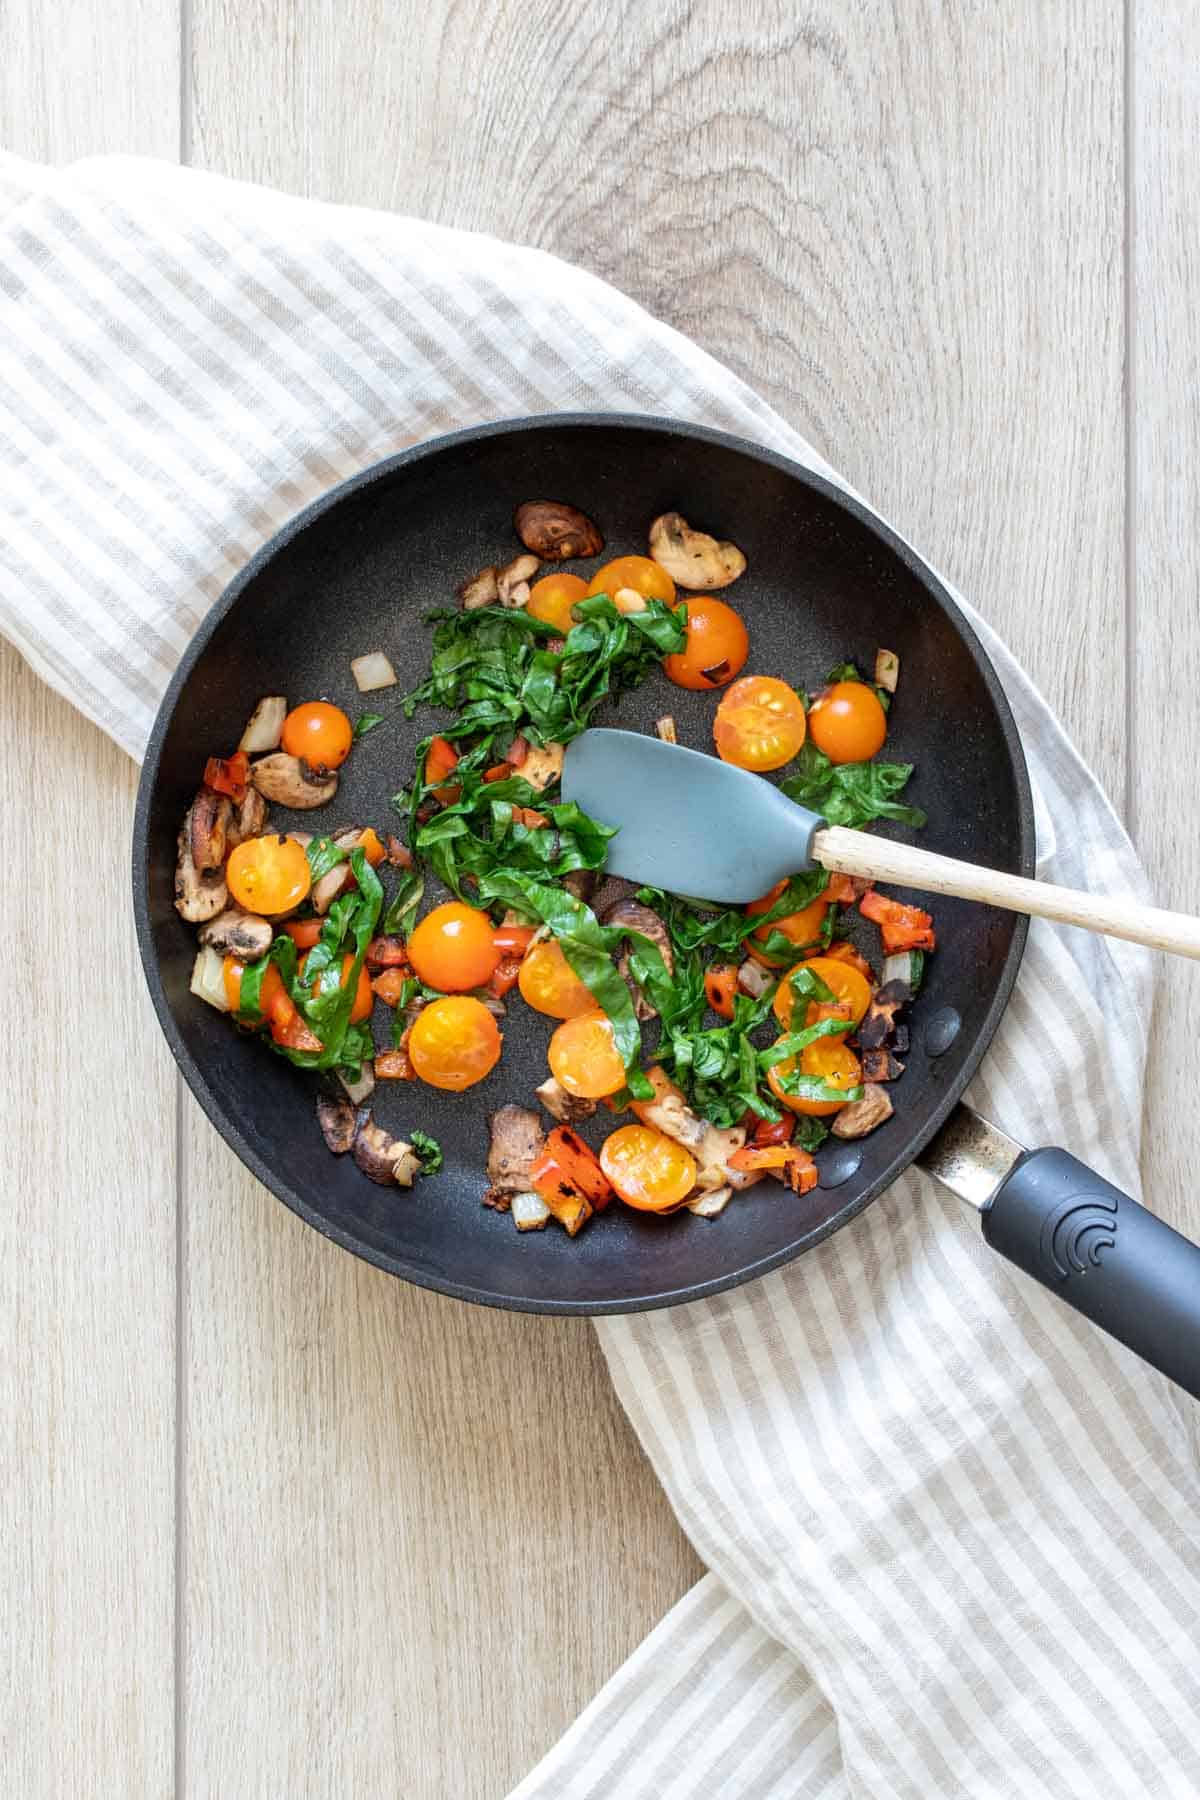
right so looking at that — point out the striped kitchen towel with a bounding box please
[2,153,1198,1800]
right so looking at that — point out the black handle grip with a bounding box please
[983,1148,1200,1399]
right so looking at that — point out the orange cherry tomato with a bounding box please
[226,834,312,916]
[223,957,323,1049]
[586,555,675,605]
[518,939,595,1019]
[407,902,502,992]
[527,571,588,634]
[284,918,323,951]
[493,922,537,957]
[599,1124,697,1212]
[807,680,888,765]
[299,950,373,1024]
[767,1038,862,1117]
[424,735,462,805]
[713,675,807,771]
[547,1010,626,1098]
[745,880,829,967]
[704,963,738,1019]
[280,701,353,771]
[408,995,502,1091]
[772,955,873,1033]
[530,1126,615,1211]
[663,596,749,690]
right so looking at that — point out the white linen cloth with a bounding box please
[2,154,1197,1800]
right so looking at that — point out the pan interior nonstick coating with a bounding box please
[136,417,1033,1313]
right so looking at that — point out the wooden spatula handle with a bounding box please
[813,826,1200,961]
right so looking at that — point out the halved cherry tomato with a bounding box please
[663,596,749,690]
[518,939,595,1019]
[858,889,936,954]
[599,1124,697,1212]
[299,950,373,1024]
[527,571,588,634]
[493,922,536,957]
[222,958,323,1050]
[772,955,873,1033]
[767,1038,861,1116]
[284,918,324,951]
[547,1010,626,1098]
[226,834,312,916]
[281,701,353,771]
[704,963,738,1019]
[745,880,829,967]
[808,681,887,764]
[370,968,408,1006]
[407,902,501,991]
[530,1126,615,1211]
[713,675,807,771]
[203,750,249,801]
[586,555,675,605]
[271,1007,325,1052]
[823,939,875,983]
[424,735,462,805]
[408,995,502,1091]
[356,826,386,867]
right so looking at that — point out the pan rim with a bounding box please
[133,412,1034,1315]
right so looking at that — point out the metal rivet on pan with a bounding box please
[819,1145,863,1189]
[924,1006,962,1057]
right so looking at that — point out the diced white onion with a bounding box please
[351,652,397,692]
[238,695,288,753]
[337,1063,376,1105]
[190,945,230,1012]
[511,1190,551,1231]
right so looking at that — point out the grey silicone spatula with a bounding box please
[562,729,1200,960]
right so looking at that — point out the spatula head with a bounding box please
[561,729,825,904]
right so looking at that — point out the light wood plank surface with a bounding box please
[0,6,181,1797]
[1133,0,1200,1452]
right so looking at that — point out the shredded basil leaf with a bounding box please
[305,836,349,883]
[381,867,424,935]
[781,743,925,831]
[354,712,385,738]
[410,1129,443,1175]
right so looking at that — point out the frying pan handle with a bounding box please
[983,1148,1200,1398]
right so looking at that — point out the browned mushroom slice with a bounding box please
[534,1076,597,1124]
[250,753,338,809]
[226,786,268,850]
[486,1104,545,1192]
[496,553,541,607]
[519,741,565,792]
[175,808,228,923]
[198,906,274,960]
[316,1092,359,1155]
[600,897,674,1022]
[589,874,638,918]
[513,500,603,561]
[458,565,499,610]
[831,1086,894,1138]
[312,862,353,915]
[561,868,596,904]
[861,1048,905,1083]
[352,1116,421,1186]
[857,979,912,1051]
[384,835,413,868]
[648,512,746,590]
[190,788,231,873]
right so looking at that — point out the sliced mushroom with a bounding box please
[600,897,674,1022]
[633,1067,758,1192]
[514,500,603,561]
[352,1116,421,1186]
[486,1104,545,1191]
[520,741,564,792]
[535,1076,597,1125]
[655,715,677,744]
[861,1048,905,1082]
[560,868,596,905]
[875,648,900,694]
[858,979,912,1051]
[648,511,746,590]
[831,1086,894,1138]
[226,786,268,850]
[250,753,338,810]
[190,788,231,873]
[239,695,288,754]
[175,809,228,923]
[687,1185,733,1218]
[458,565,500,610]
[384,835,413,869]
[199,906,274,960]
[312,862,353,915]
[316,1092,359,1155]
[497,553,540,607]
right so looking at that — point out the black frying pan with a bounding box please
[133,417,1200,1394]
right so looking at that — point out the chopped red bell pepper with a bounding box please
[858,889,936,954]
[203,750,249,802]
